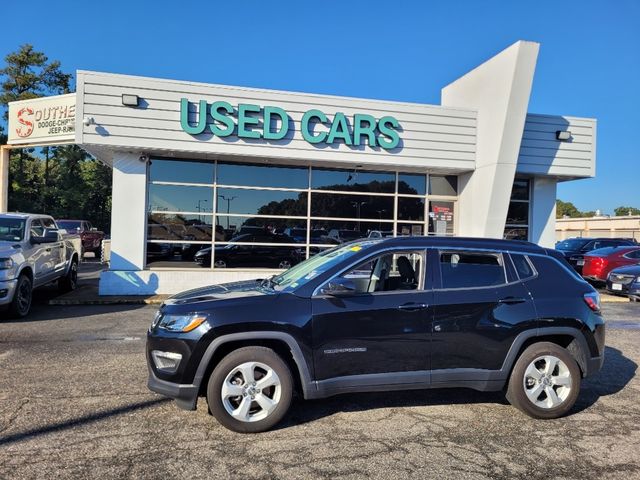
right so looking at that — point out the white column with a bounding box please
[0,146,9,213]
[109,152,147,270]
[530,178,557,248]
[442,41,539,239]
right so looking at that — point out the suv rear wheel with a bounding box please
[207,346,293,433]
[506,342,581,419]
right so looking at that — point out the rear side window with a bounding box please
[510,254,536,280]
[624,249,640,259]
[439,251,506,288]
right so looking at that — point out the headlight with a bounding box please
[156,313,208,332]
[0,258,13,269]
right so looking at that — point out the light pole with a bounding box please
[351,201,367,231]
[376,209,386,230]
[196,199,208,223]
[218,195,237,230]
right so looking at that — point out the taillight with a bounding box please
[584,291,601,312]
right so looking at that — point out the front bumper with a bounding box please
[147,365,199,411]
[0,278,18,306]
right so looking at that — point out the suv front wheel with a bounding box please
[506,342,581,419]
[207,346,293,433]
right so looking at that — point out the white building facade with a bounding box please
[11,40,598,295]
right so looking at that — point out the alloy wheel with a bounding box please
[523,355,572,409]
[214,260,227,268]
[221,361,282,423]
[17,279,32,315]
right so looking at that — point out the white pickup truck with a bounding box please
[0,213,81,318]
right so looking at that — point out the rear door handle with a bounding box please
[398,303,428,311]
[498,297,526,305]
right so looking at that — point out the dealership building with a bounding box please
[3,41,596,295]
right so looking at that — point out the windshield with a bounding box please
[0,218,26,241]
[58,221,81,231]
[555,239,589,251]
[272,240,380,291]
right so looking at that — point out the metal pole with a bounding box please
[0,146,11,213]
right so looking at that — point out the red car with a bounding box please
[582,246,640,282]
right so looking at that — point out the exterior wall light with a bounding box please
[556,130,571,141]
[122,94,140,107]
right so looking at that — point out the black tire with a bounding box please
[506,342,581,419]
[207,346,293,433]
[58,257,78,292]
[8,274,32,318]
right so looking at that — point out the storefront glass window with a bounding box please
[311,168,395,193]
[217,162,308,189]
[429,175,458,196]
[147,159,458,269]
[503,178,530,241]
[149,159,214,184]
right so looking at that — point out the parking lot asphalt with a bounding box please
[0,302,639,480]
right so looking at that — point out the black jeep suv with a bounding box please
[147,237,605,433]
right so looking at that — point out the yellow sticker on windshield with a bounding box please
[350,245,362,252]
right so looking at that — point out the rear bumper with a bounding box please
[147,366,199,411]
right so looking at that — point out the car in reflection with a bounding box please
[582,246,640,283]
[554,237,637,273]
[284,228,329,244]
[606,264,640,301]
[194,232,301,269]
[327,229,363,243]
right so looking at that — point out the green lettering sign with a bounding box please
[179,99,401,151]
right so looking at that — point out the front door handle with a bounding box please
[397,303,428,311]
[498,297,526,305]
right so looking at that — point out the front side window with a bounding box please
[439,251,506,289]
[338,251,424,294]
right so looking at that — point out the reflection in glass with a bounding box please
[216,188,307,217]
[197,244,305,269]
[506,202,529,225]
[217,162,308,188]
[510,179,530,201]
[398,197,425,221]
[310,193,394,219]
[147,213,215,241]
[148,184,213,213]
[504,227,529,241]
[214,216,305,238]
[311,168,395,193]
[149,159,214,184]
[428,201,455,235]
[397,223,424,236]
[398,174,426,195]
[429,175,458,196]
[308,219,392,243]
[146,241,210,269]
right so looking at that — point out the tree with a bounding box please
[0,44,71,114]
[0,45,112,232]
[556,200,581,218]
[614,206,640,216]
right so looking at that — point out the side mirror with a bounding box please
[31,228,59,244]
[319,277,356,296]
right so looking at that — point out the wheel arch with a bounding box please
[503,327,590,379]
[17,265,34,281]
[194,332,314,399]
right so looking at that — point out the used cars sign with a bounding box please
[7,93,76,145]
[180,98,401,150]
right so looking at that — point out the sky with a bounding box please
[2,0,638,214]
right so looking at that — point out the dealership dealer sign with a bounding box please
[7,93,76,145]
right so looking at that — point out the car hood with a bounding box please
[163,279,274,305]
[0,241,22,255]
[610,264,640,276]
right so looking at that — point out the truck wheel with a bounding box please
[58,257,78,292]
[207,346,293,433]
[9,274,32,318]
[506,342,580,419]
